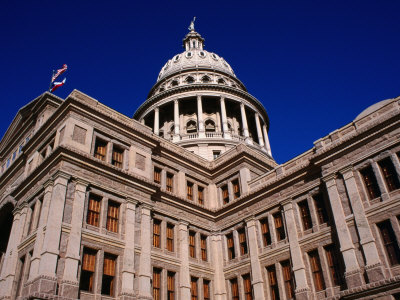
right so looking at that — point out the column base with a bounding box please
[344,269,364,288]
[365,263,385,283]
[172,135,181,142]
[295,287,311,300]
[59,279,79,298]
[119,292,137,300]
[245,137,253,145]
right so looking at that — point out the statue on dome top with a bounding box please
[188,17,196,31]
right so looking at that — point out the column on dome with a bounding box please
[138,203,153,299]
[173,99,180,142]
[178,221,191,299]
[240,102,251,144]
[323,174,363,288]
[262,125,272,157]
[197,95,205,138]
[154,106,159,136]
[254,113,264,147]
[220,97,231,139]
[340,167,384,282]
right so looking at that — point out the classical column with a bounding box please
[254,113,264,147]
[197,95,205,138]
[120,198,138,299]
[282,200,310,300]
[173,99,180,142]
[138,203,153,300]
[245,217,265,300]
[60,179,89,298]
[220,97,231,139]
[372,162,390,201]
[38,171,70,293]
[340,167,384,282]
[0,204,28,298]
[262,125,272,157]
[154,106,159,136]
[178,221,191,299]
[240,103,251,144]
[323,174,363,288]
[210,233,227,300]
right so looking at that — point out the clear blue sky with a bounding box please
[1,1,399,163]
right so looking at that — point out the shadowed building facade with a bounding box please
[1,26,400,300]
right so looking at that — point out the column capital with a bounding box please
[140,202,153,213]
[73,178,90,190]
[322,173,338,186]
[43,179,54,191]
[196,94,202,99]
[126,197,139,205]
[178,219,189,227]
[281,198,293,208]
[244,215,256,224]
[51,170,71,185]
[339,165,355,179]
[174,98,179,104]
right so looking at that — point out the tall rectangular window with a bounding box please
[166,173,174,192]
[166,223,174,252]
[198,186,204,205]
[80,248,96,293]
[106,201,119,233]
[201,234,207,261]
[222,185,229,204]
[360,166,381,200]
[191,277,198,300]
[94,138,107,161]
[379,158,400,192]
[187,181,194,201]
[189,231,196,258]
[309,250,325,291]
[243,273,253,300]
[154,167,161,184]
[238,227,248,255]
[324,245,342,286]
[153,268,161,300]
[260,217,271,246]
[153,219,161,248]
[87,194,101,227]
[274,212,285,241]
[111,146,123,168]
[102,253,116,296]
[232,179,240,199]
[167,271,175,300]
[227,233,235,260]
[230,278,239,300]
[298,200,312,230]
[203,280,210,300]
[313,193,329,225]
[378,220,400,266]
[281,260,294,299]
[267,265,280,300]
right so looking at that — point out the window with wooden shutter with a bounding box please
[154,167,161,184]
[166,173,173,192]
[87,194,101,227]
[379,158,400,192]
[309,250,325,291]
[187,182,194,200]
[232,179,240,199]
[102,253,116,296]
[201,235,207,261]
[227,233,235,260]
[94,139,107,161]
[324,245,342,286]
[222,185,229,204]
[167,271,175,300]
[203,280,210,300]
[191,277,198,300]
[106,201,119,233]
[112,145,123,168]
[198,186,204,205]
[378,220,400,266]
[267,265,280,300]
[230,278,239,300]
[298,200,312,230]
[166,223,174,252]
[281,260,294,299]
[360,166,381,200]
[153,219,161,248]
[274,213,285,241]
[260,217,271,246]
[313,193,329,225]
[243,274,253,300]
[238,228,248,255]
[189,231,196,258]
[80,248,96,293]
[153,268,161,300]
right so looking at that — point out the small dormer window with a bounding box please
[199,51,206,58]
[201,76,210,83]
[171,80,179,87]
[217,78,226,85]
[185,76,195,84]
[193,41,196,48]
[186,52,192,58]
[186,120,197,133]
[212,54,218,60]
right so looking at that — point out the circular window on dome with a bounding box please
[185,52,193,58]
[211,53,219,60]
[199,51,206,58]
[174,55,181,62]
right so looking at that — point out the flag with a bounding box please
[52,64,68,82]
[51,78,66,92]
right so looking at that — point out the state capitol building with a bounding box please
[0,24,400,300]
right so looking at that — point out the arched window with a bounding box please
[201,76,210,83]
[185,76,195,84]
[205,120,216,132]
[171,80,179,87]
[217,78,226,85]
[186,120,197,133]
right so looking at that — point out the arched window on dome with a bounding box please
[185,76,195,84]
[171,80,179,87]
[201,76,211,83]
[186,120,197,134]
[159,86,165,92]
[205,120,216,132]
[217,78,226,85]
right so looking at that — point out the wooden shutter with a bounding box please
[309,251,325,291]
[231,278,239,300]
[167,272,175,300]
[166,224,174,252]
[112,147,123,168]
[87,195,101,227]
[82,251,96,272]
[153,220,161,248]
[103,255,116,276]
[106,202,119,233]
[191,277,198,300]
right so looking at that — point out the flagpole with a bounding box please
[48,70,55,92]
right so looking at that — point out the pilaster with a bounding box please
[178,220,191,300]
[210,233,227,300]
[138,203,153,300]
